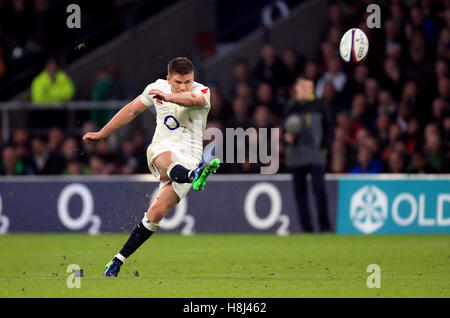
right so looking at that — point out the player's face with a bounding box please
[167,72,194,93]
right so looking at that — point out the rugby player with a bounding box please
[83,57,220,277]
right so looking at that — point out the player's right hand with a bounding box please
[82,132,105,144]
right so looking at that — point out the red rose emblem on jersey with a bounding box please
[201,88,208,94]
[156,99,163,105]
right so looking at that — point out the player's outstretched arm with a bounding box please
[149,89,206,107]
[83,96,148,144]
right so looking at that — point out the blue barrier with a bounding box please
[0,175,337,234]
[1,174,449,235]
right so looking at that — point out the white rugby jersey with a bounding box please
[140,79,211,163]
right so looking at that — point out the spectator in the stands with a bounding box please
[437,76,450,104]
[30,136,65,175]
[227,96,251,129]
[129,129,150,173]
[364,78,380,111]
[31,58,75,103]
[350,146,383,174]
[208,84,229,123]
[234,80,254,105]
[405,116,421,153]
[47,127,65,152]
[11,129,33,168]
[0,146,33,175]
[91,64,126,101]
[229,57,251,98]
[424,131,445,171]
[281,48,304,87]
[251,105,276,129]
[431,97,448,123]
[381,123,402,160]
[65,158,87,175]
[94,139,116,168]
[378,90,397,117]
[89,155,107,175]
[401,81,419,112]
[91,67,112,101]
[348,94,370,141]
[407,151,438,173]
[386,150,406,173]
[330,152,347,173]
[117,137,138,175]
[253,42,288,90]
[315,57,347,99]
[90,64,125,127]
[343,64,369,100]
[396,102,411,133]
[381,57,403,101]
[61,137,83,163]
[107,64,126,99]
[303,60,321,83]
[443,111,450,152]
[255,81,280,116]
[405,40,434,99]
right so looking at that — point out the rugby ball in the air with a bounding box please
[339,28,369,65]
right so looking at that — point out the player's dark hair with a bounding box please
[168,57,194,76]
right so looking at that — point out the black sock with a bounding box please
[168,164,193,183]
[119,222,154,259]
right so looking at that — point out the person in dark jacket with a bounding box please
[283,77,332,233]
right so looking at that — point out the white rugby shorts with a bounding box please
[146,143,200,200]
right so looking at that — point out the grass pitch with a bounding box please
[0,233,448,298]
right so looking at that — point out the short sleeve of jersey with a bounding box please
[192,84,211,108]
[140,83,156,107]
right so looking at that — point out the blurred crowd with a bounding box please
[1,0,450,175]
[0,0,137,85]
[0,125,149,175]
[208,0,450,174]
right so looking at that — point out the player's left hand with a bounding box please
[148,89,171,102]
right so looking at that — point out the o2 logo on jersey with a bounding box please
[164,115,187,133]
[244,182,290,235]
[164,115,180,130]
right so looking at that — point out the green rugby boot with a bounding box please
[192,158,220,191]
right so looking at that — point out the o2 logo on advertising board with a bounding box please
[57,183,101,234]
[244,182,290,236]
[0,194,10,234]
